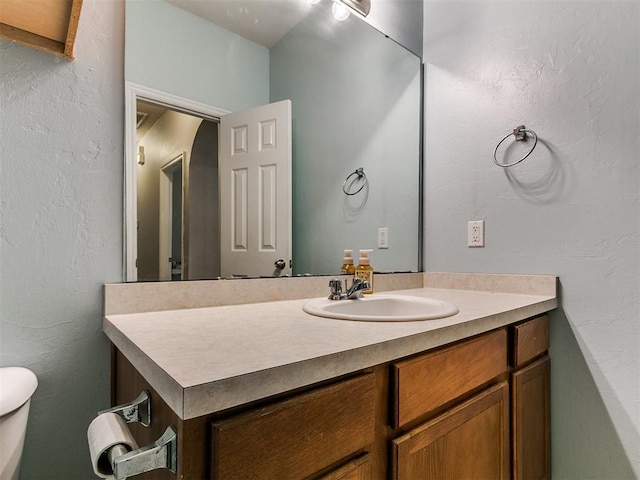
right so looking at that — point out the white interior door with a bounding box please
[220,99,292,278]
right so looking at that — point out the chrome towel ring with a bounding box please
[343,167,368,195]
[493,125,538,167]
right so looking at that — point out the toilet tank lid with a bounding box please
[0,367,38,416]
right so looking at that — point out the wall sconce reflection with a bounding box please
[137,145,145,165]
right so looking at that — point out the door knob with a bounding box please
[274,259,286,270]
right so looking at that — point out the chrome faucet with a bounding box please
[328,278,370,300]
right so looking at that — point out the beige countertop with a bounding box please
[104,273,557,420]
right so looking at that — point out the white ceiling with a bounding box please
[165,0,313,48]
[136,100,167,140]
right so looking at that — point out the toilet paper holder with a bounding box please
[109,426,177,480]
[100,391,151,427]
[96,391,177,479]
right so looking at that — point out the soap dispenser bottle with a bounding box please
[355,249,374,294]
[340,249,355,275]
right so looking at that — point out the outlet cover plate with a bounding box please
[378,227,389,249]
[468,220,485,247]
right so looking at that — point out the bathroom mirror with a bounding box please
[125,0,422,281]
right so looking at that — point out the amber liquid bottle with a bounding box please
[340,249,355,275]
[354,249,374,294]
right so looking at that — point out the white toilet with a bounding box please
[0,367,38,480]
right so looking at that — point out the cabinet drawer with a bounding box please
[393,329,507,427]
[511,315,550,367]
[210,374,376,480]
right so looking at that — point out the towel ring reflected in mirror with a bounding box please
[343,168,368,195]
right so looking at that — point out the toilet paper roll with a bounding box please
[88,412,138,479]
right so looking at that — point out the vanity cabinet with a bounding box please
[111,314,551,480]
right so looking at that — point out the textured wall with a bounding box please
[422,1,639,477]
[0,0,124,478]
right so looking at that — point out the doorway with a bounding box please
[134,96,221,281]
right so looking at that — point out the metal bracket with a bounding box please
[112,426,177,480]
[99,391,151,427]
[513,125,527,141]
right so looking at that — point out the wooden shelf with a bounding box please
[0,0,83,60]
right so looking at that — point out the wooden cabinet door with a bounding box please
[512,356,551,480]
[393,382,510,480]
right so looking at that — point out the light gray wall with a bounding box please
[125,0,269,113]
[0,0,124,478]
[271,9,421,275]
[423,1,639,477]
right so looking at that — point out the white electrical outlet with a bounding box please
[378,227,389,249]
[468,220,485,247]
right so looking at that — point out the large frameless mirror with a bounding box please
[124,0,422,281]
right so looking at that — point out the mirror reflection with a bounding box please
[135,102,222,281]
[125,0,422,281]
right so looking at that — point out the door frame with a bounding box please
[159,152,185,281]
[124,82,229,281]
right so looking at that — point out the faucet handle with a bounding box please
[328,279,343,300]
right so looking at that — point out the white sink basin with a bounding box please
[303,294,459,322]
